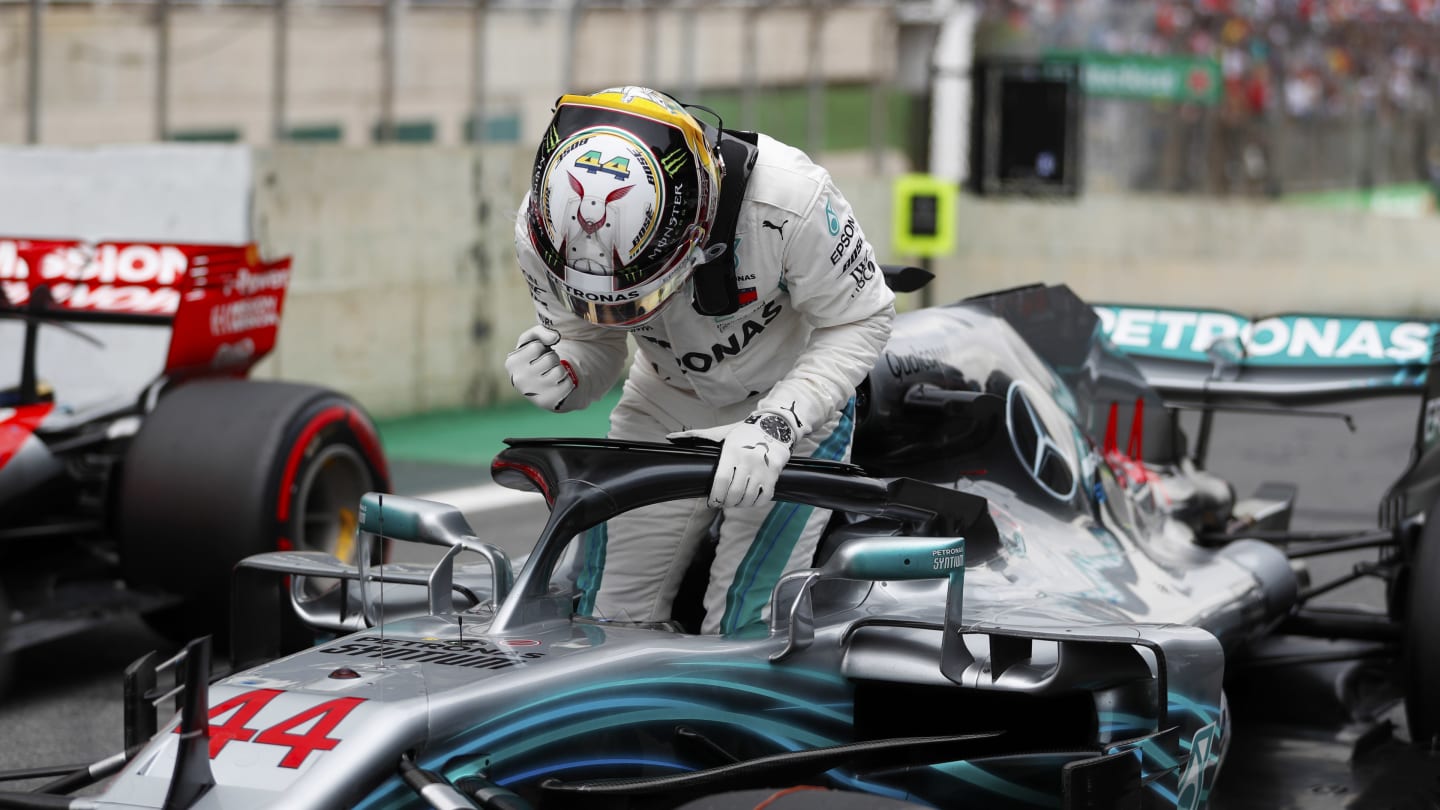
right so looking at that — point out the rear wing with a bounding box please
[1095,303,1440,523]
[0,236,291,378]
[1093,304,1437,404]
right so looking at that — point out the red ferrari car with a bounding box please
[0,237,389,692]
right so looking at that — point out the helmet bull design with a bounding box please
[568,172,634,237]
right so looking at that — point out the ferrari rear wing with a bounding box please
[0,237,291,379]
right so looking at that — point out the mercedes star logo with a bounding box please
[1005,380,1078,501]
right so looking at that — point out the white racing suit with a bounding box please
[514,133,895,634]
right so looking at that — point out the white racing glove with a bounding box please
[505,325,577,412]
[669,411,798,509]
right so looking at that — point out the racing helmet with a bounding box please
[525,86,722,328]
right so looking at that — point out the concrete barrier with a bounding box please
[248,144,535,417]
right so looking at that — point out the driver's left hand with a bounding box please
[668,411,798,508]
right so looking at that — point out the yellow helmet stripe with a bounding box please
[555,94,720,181]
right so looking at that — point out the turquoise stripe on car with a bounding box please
[576,523,607,616]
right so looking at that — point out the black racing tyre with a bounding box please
[675,788,930,809]
[1404,498,1440,748]
[117,379,389,647]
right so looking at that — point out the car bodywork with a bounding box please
[12,283,1331,810]
[11,280,1438,808]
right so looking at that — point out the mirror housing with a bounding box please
[770,536,965,661]
[355,492,514,620]
[820,535,966,581]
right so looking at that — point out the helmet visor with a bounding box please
[540,223,706,328]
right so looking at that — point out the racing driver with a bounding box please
[505,86,895,635]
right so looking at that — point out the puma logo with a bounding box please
[779,401,804,430]
[762,219,789,239]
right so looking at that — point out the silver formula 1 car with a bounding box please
[4,278,1438,810]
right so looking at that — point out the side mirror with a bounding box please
[819,535,966,581]
[358,492,474,546]
[356,493,515,619]
[770,536,965,661]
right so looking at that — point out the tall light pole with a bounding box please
[870,6,892,172]
[807,0,825,157]
[679,0,697,102]
[642,0,658,88]
[379,0,402,141]
[470,0,487,142]
[272,0,289,142]
[741,0,759,130]
[561,0,581,92]
[25,0,42,143]
[156,0,171,141]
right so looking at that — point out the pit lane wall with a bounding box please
[246,145,527,416]
[5,144,1437,418]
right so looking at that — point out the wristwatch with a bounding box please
[745,412,794,446]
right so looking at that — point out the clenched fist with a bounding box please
[505,325,577,412]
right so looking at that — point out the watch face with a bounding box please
[747,413,793,445]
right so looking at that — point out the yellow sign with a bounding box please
[892,174,957,258]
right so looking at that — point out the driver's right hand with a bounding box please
[505,325,577,412]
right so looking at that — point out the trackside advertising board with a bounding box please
[1047,52,1222,105]
[1093,305,1437,369]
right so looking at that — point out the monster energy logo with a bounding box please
[544,125,561,153]
[660,149,687,176]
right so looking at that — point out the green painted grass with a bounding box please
[377,389,621,467]
[1283,183,1435,217]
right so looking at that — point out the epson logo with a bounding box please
[829,217,857,265]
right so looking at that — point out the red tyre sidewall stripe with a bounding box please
[275,405,349,523]
[346,409,390,487]
[344,407,393,563]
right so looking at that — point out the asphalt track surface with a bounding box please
[2,399,1438,807]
